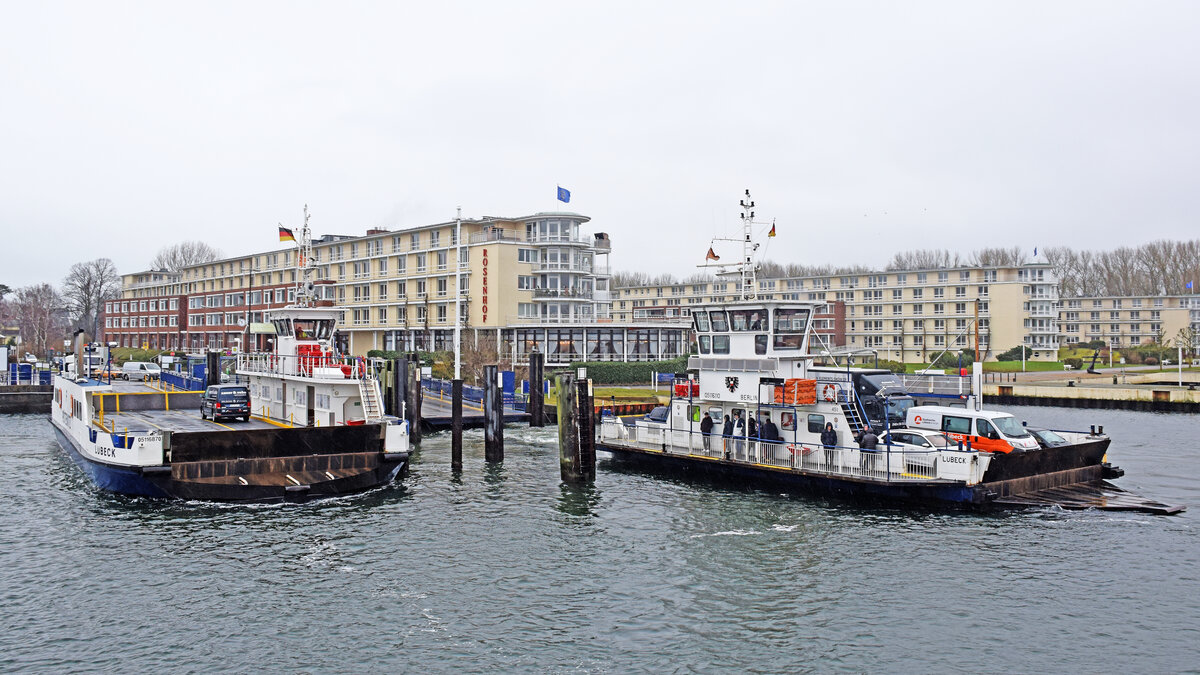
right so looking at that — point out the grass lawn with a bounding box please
[982,361,1070,372]
[544,385,663,402]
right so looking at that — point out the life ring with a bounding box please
[821,383,837,402]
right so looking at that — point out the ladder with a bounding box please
[358,375,385,423]
[840,399,866,436]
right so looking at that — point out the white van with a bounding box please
[121,361,161,381]
[905,405,1040,453]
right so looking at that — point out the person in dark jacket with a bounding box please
[821,422,838,469]
[858,427,879,474]
[700,412,714,451]
[760,414,779,442]
[722,414,733,458]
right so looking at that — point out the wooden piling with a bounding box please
[576,377,596,481]
[451,378,463,471]
[529,351,544,427]
[557,373,581,482]
[396,357,410,427]
[483,365,503,462]
[391,357,406,419]
[205,351,220,388]
[406,354,422,446]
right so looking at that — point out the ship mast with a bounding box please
[699,190,764,302]
[294,204,316,307]
[738,190,759,301]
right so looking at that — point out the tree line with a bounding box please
[0,241,220,357]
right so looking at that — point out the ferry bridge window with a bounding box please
[693,311,711,332]
[807,414,825,434]
[698,335,711,354]
[712,335,730,354]
[774,334,803,350]
[729,309,766,331]
[755,334,767,355]
[774,308,810,332]
[709,310,728,332]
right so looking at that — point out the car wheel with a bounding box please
[201,410,207,420]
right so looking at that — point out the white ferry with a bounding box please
[597,192,1180,514]
[50,209,410,502]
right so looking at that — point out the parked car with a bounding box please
[1027,427,1070,449]
[122,361,161,381]
[200,384,251,422]
[880,428,953,470]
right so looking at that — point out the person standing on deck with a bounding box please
[858,426,879,475]
[733,410,745,458]
[821,422,838,469]
[700,412,714,452]
[722,414,733,459]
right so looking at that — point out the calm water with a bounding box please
[0,406,1196,674]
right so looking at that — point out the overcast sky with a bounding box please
[2,1,1197,289]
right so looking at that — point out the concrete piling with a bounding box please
[529,351,545,427]
[451,378,463,472]
[483,365,504,462]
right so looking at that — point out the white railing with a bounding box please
[236,353,367,380]
[599,420,949,482]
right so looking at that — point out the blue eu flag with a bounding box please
[1188,281,1194,290]
[557,186,571,203]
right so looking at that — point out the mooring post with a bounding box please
[396,357,409,428]
[451,378,463,471]
[576,377,596,481]
[205,351,220,388]
[483,364,503,462]
[529,351,544,427]
[557,373,581,482]
[407,354,422,446]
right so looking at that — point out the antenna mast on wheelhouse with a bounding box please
[292,204,317,308]
[737,190,760,302]
[700,189,764,301]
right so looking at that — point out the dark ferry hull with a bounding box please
[598,442,986,508]
[52,422,407,503]
[980,437,1110,483]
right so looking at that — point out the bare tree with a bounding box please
[150,241,222,272]
[12,283,68,356]
[612,271,651,288]
[885,249,963,271]
[969,246,1024,267]
[62,258,121,336]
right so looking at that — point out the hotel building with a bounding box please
[102,212,691,365]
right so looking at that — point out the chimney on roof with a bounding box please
[366,228,389,235]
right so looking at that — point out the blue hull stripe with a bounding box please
[51,424,170,498]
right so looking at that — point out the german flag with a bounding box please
[279,226,295,242]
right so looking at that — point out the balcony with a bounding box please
[526,232,592,246]
[470,229,521,244]
[533,288,594,300]
[533,260,594,273]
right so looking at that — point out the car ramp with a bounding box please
[993,481,1185,515]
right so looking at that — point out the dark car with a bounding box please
[642,406,669,424]
[1027,427,1069,449]
[201,384,251,422]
